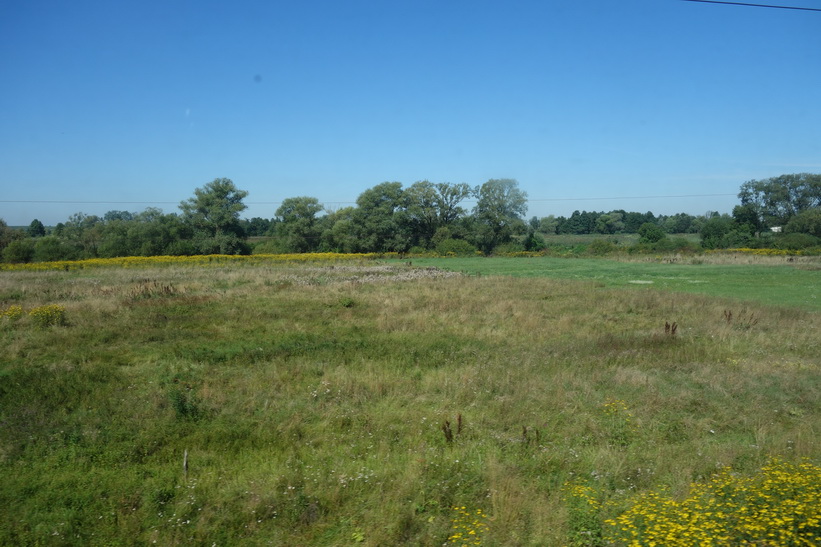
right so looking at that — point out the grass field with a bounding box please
[1,257,819,545]
[399,255,821,312]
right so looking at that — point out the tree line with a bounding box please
[1,174,819,263]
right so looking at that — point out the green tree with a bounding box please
[103,210,134,222]
[179,178,249,254]
[404,181,471,248]
[638,222,666,244]
[472,179,528,253]
[2,239,35,263]
[595,212,625,234]
[732,204,763,235]
[240,217,273,237]
[539,215,559,235]
[784,208,821,238]
[0,219,22,253]
[60,213,102,258]
[27,219,46,237]
[33,235,77,261]
[320,207,359,253]
[699,215,754,249]
[353,182,409,252]
[738,173,821,228]
[275,197,324,252]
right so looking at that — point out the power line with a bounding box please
[681,0,821,12]
[0,193,737,206]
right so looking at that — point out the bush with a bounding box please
[523,232,547,251]
[491,241,525,255]
[33,236,79,262]
[638,222,666,244]
[435,238,477,256]
[28,305,67,328]
[587,239,618,255]
[775,232,820,250]
[2,239,35,263]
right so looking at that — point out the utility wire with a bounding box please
[0,194,738,207]
[681,0,821,12]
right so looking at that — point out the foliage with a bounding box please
[785,207,821,238]
[638,222,666,244]
[739,173,821,228]
[28,304,67,327]
[523,230,547,251]
[604,459,821,546]
[587,239,619,255]
[404,181,472,248]
[435,238,478,256]
[1,304,24,321]
[0,218,23,253]
[774,233,819,251]
[353,181,409,252]
[2,239,35,263]
[472,179,528,253]
[275,197,324,253]
[179,178,249,254]
[27,219,46,237]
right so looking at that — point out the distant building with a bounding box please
[770,226,782,233]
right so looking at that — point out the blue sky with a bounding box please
[1,0,819,226]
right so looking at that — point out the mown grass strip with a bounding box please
[402,256,821,311]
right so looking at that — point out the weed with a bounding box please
[129,280,179,300]
[724,308,760,329]
[28,304,67,327]
[604,459,821,545]
[1,304,24,321]
[169,387,201,420]
[447,506,489,545]
[562,482,604,546]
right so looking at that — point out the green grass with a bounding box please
[399,256,821,311]
[1,260,819,545]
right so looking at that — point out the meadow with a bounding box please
[1,255,819,545]
[401,254,821,312]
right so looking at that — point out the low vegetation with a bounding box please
[1,257,819,545]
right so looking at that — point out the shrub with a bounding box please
[491,241,525,255]
[2,239,35,263]
[2,305,24,322]
[775,233,819,250]
[587,239,618,255]
[28,304,67,327]
[523,231,547,251]
[639,222,666,244]
[435,238,478,256]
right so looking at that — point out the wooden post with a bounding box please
[183,449,189,477]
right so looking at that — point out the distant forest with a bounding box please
[2,174,820,262]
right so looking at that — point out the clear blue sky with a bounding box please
[2,0,819,226]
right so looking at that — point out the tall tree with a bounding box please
[738,173,821,228]
[27,219,46,237]
[403,181,471,248]
[472,179,528,253]
[275,197,324,252]
[0,219,23,254]
[179,178,249,254]
[353,182,409,252]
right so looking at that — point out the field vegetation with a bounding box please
[1,256,820,545]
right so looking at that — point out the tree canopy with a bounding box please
[738,173,821,228]
[179,178,249,254]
